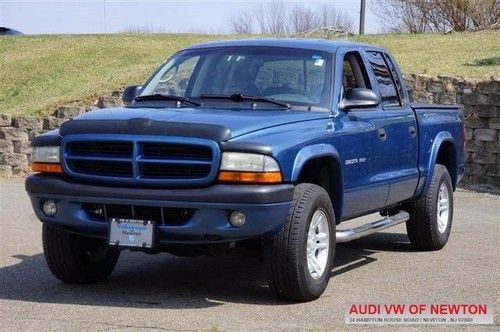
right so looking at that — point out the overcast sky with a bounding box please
[1,0,382,35]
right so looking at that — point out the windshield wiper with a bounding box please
[134,94,201,107]
[200,94,290,109]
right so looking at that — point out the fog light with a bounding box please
[230,211,246,227]
[42,200,57,216]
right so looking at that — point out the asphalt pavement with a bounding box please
[0,179,498,331]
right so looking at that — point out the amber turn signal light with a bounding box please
[31,162,63,174]
[218,171,282,183]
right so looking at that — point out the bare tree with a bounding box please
[371,0,439,33]
[435,0,499,30]
[316,4,355,32]
[230,1,355,36]
[255,1,289,35]
[231,11,253,34]
[371,0,499,33]
[289,6,317,34]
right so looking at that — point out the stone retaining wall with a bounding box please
[0,94,123,177]
[405,74,499,187]
[0,76,499,187]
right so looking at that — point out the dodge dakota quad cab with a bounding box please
[26,39,465,302]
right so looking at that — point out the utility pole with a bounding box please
[359,0,366,35]
[103,0,107,33]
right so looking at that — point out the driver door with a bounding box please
[332,50,390,219]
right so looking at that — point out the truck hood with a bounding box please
[58,106,330,141]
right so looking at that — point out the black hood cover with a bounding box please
[59,118,232,142]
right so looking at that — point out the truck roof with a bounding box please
[186,38,384,53]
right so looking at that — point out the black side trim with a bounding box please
[219,141,273,155]
[59,119,232,142]
[26,175,293,204]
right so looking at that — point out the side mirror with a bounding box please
[340,88,380,111]
[122,85,142,103]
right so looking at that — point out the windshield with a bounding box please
[139,46,333,110]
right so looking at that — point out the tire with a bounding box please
[264,183,336,302]
[42,224,120,283]
[404,164,453,250]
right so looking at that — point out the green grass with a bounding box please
[0,31,498,116]
[0,34,227,116]
[354,30,500,78]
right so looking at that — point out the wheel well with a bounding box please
[436,141,457,189]
[297,157,342,223]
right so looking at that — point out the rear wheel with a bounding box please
[264,183,336,302]
[43,224,120,283]
[404,164,453,250]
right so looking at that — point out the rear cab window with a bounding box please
[365,51,402,108]
[383,53,407,106]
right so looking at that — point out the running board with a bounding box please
[336,211,410,243]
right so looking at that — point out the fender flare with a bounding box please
[291,144,344,221]
[420,131,456,195]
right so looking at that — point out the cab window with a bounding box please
[342,52,370,94]
[383,53,405,106]
[365,51,400,107]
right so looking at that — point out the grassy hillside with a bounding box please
[0,31,498,116]
[356,30,499,77]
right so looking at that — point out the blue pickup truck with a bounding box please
[26,39,465,302]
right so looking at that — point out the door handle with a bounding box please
[408,126,417,138]
[377,128,387,141]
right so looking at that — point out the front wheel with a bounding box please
[264,183,336,302]
[43,224,120,283]
[404,164,454,250]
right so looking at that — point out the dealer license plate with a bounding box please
[108,218,154,248]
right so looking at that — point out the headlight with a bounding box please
[218,152,282,183]
[32,146,60,163]
[220,152,280,172]
[31,146,63,174]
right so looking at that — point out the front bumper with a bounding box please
[26,175,293,244]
